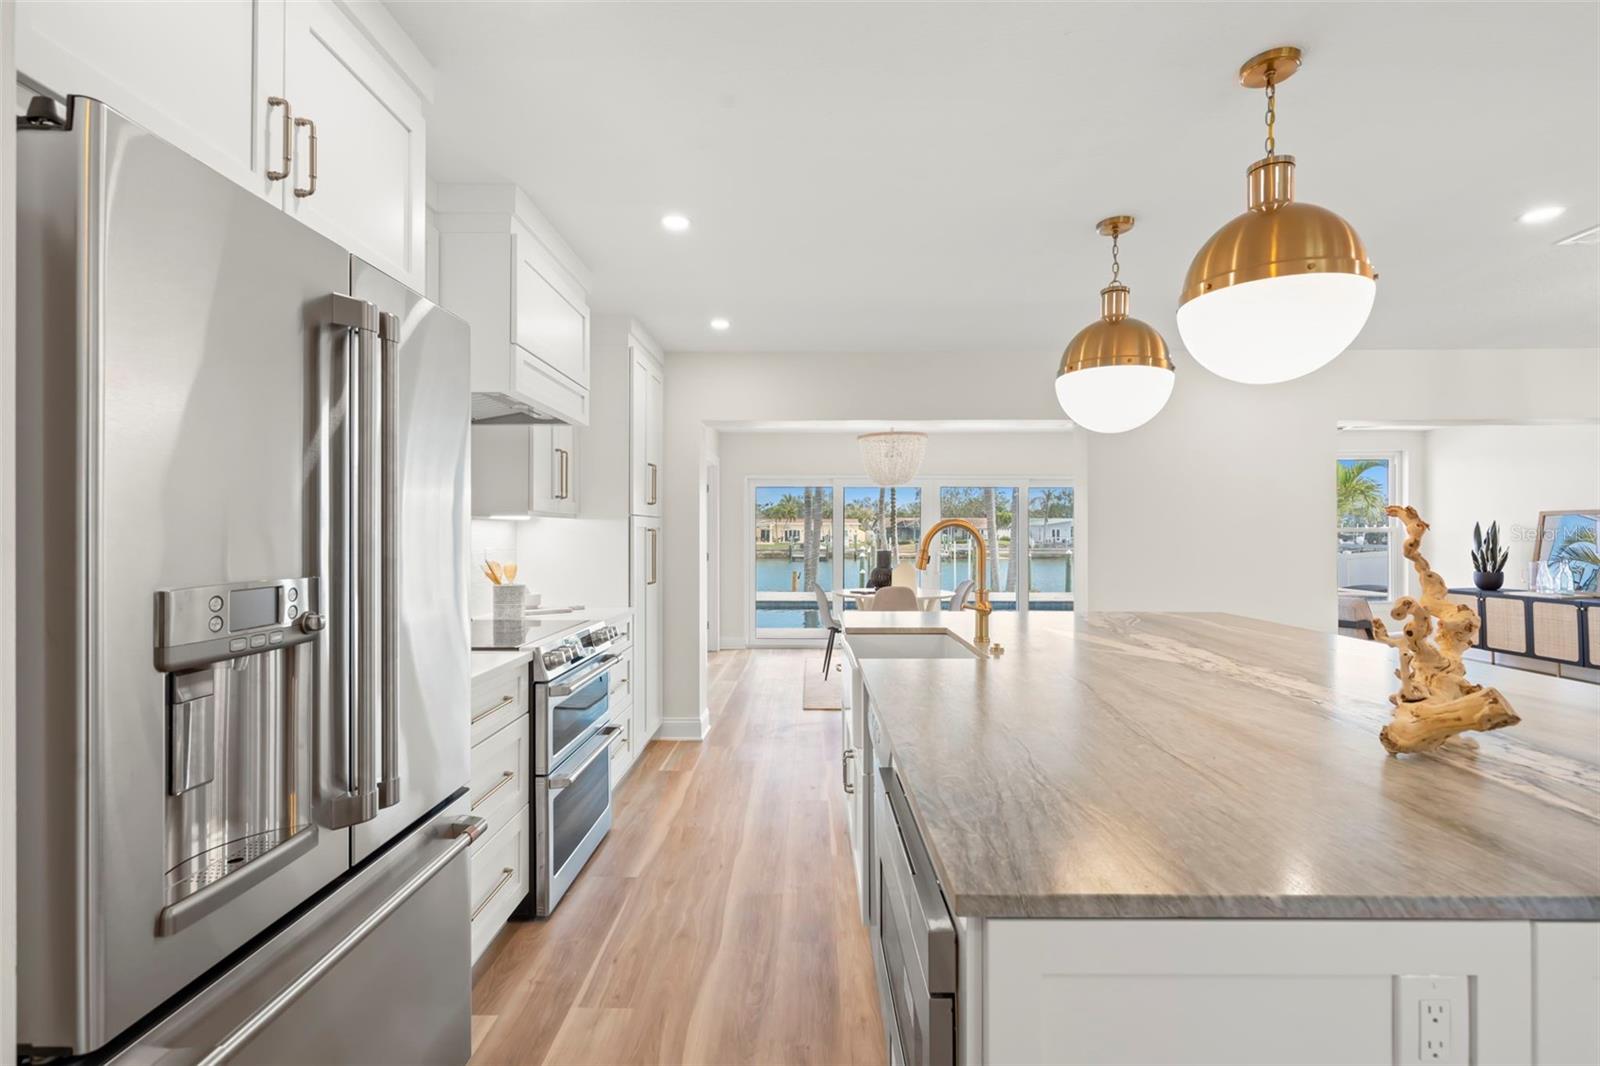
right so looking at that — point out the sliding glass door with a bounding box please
[752,485,835,636]
[748,476,1073,642]
[1027,486,1074,610]
[937,486,1019,609]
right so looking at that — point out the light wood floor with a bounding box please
[468,650,887,1066]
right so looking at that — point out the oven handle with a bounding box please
[547,654,618,698]
[547,725,623,791]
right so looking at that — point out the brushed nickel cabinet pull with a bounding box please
[647,462,658,506]
[266,96,292,181]
[471,770,516,811]
[471,694,516,725]
[648,528,658,586]
[293,115,318,198]
[470,867,516,922]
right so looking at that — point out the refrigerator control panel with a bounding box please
[154,576,320,671]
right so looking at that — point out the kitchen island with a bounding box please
[840,610,1600,1065]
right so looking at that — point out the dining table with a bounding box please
[838,587,953,612]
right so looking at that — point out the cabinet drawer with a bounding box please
[468,715,529,836]
[470,665,527,746]
[469,803,529,963]
[608,646,636,707]
[608,706,635,787]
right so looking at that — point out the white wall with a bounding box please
[716,429,1076,646]
[665,347,1598,736]
[1423,424,1600,590]
[1083,349,1600,631]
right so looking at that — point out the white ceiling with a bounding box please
[391,1,1599,355]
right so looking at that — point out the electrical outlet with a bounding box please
[1397,976,1469,1066]
[1420,999,1451,1061]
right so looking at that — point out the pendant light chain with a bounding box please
[1263,72,1278,157]
[1109,225,1121,285]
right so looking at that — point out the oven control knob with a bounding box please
[299,612,326,633]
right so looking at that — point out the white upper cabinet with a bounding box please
[16,0,286,201]
[630,341,665,517]
[283,0,426,289]
[470,424,578,520]
[516,243,589,389]
[435,184,593,426]
[16,0,429,290]
[583,316,663,520]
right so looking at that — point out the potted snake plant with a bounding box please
[1471,521,1508,591]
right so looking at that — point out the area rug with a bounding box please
[802,667,843,711]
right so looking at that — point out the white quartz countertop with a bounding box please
[470,648,532,681]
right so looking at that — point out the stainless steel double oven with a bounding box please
[522,621,627,916]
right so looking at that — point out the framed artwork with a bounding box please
[1535,510,1599,592]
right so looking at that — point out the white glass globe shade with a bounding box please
[1176,271,1375,385]
[1054,364,1175,434]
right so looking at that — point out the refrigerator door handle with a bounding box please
[324,293,381,828]
[196,816,486,1066]
[377,311,401,810]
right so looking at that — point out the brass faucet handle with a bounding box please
[989,643,1005,657]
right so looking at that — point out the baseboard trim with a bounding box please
[656,711,708,741]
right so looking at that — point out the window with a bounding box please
[1336,457,1394,599]
[841,485,922,592]
[1027,486,1073,610]
[753,485,834,631]
[937,486,1018,609]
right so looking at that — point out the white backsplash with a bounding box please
[469,516,629,618]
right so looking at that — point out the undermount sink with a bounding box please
[845,633,981,659]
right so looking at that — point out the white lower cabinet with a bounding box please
[468,802,529,964]
[467,661,532,964]
[980,919,1561,1066]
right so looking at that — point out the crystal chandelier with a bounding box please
[858,430,927,486]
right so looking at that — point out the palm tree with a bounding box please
[1336,460,1387,527]
[888,486,899,557]
[801,487,821,592]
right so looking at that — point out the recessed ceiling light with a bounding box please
[661,214,690,233]
[709,317,730,331]
[1518,204,1566,224]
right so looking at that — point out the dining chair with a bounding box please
[869,585,919,611]
[814,583,843,676]
[950,578,974,611]
[890,562,918,588]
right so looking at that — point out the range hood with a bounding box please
[471,392,565,425]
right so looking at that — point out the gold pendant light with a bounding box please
[1054,216,1175,434]
[1177,46,1377,385]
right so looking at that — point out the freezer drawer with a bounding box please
[112,803,481,1065]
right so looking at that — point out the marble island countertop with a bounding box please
[842,610,1600,920]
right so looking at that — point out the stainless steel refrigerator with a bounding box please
[15,95,477,1063]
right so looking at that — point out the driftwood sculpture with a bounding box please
[1370,505,1521,754]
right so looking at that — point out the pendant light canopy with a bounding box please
[1055,216,1175,434]
[858,430,928,486]
[1177,47,1377,385]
